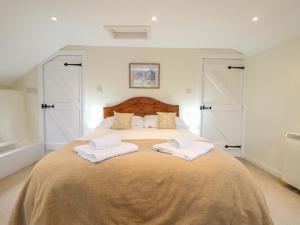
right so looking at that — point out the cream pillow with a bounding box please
[111,112,133,130]
[157,112,176,129]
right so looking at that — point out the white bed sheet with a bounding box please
[79,128,204,141]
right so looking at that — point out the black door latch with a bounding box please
[200,105,212,110]
[41,104,55,109]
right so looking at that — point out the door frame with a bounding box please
[199,52,245,157]
[38,50,86,152]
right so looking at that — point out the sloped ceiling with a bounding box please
[1,0,300,84]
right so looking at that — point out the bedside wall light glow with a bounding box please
[181,104,201,135]
[87,104,102,130]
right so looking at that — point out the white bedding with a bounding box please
[79,127,204,141]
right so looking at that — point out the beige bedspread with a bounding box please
[9,140,273,225]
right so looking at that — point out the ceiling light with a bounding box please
[51,16,58,21]
[252,17,259,22]
[151,16,157,21]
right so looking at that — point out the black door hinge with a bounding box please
[224,145,242,149]
[228,66,244,70]
[64,63,82,67]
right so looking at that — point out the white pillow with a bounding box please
[143,115,157,128]
[131,116,144,128]
[99,116,144,129]
[99,116,114,129]
[143,115,189,129]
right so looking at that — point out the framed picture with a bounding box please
[129,63,160,88]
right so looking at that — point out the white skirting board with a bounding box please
[241,153,282,178]
[0,143,44,179]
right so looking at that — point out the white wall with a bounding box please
[0,90,28,143]
[1,46,241,144]
[9,68,39,143]
[244,37,300,176]
[81,46,202,133]
[0,70,42,180]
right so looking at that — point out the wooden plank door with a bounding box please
[201,59,244,156]
[43,55,83,150]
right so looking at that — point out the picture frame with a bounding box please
[129,63,160,88]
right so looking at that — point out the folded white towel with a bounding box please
[74,142,139,163]
[152,141,214,161]
[89,134,122,150]
[74,144,90,153]
[168,135,193,148]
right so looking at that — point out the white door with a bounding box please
[201,59,244,156]
[43,55,83,150]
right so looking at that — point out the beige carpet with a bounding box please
[240,159,300,225]
[0,165,34,225]
[0,160,300,225]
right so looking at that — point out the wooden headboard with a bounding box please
[103,97,179,118]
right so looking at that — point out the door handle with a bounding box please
[41,104,55,109]
[200,105,212,110]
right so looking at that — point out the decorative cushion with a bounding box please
[143,115,189,129]
[111,112,133,130]
[157,112,176,129]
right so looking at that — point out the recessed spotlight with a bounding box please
[152,16,157,21]
[252,17,259,22]
[51,16,58,21]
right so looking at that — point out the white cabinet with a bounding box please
[282,132,300,190]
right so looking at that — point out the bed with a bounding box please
[9,97,273,225]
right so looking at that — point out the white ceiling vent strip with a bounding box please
[104,25,151,39]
